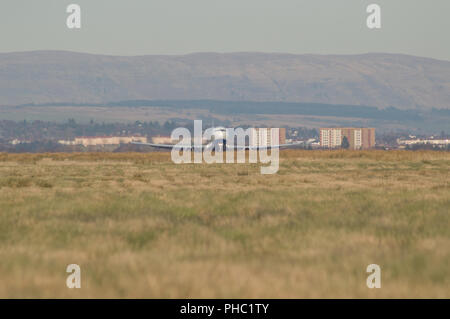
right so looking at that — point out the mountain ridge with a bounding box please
[1,51,449,110]
[2,50,449,61]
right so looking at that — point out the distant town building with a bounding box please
[152,136,174,144]
[9,139,31,145]
[397,138,450,147]
[58,136,147,147]
[249,128,286,147]
[320,128,375,149]
[320,128,342,148]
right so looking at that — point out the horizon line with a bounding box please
[0,49,449,62]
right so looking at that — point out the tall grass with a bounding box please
[0,150,448,298]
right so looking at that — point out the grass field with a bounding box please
[0,150,448,298]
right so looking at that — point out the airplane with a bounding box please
[131,127,305,151]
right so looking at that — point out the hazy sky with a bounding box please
[0,0,449,60]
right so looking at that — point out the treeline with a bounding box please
[0,119,320,143]
[0,118,322,153]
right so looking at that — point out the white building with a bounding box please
[320,128,342,148]
[397,138,450,146]
[58,136,147,147]
[354,129,362,149]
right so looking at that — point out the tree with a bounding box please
[341,136,350,149]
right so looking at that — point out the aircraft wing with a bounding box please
[131,142,204,151]
[132,141,303,151]
[232,143,303,150]
[131,142,178,149]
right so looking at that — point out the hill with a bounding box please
[0,51,449,109]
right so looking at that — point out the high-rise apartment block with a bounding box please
[320,128,375,149]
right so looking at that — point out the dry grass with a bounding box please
[0,150,449,298]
